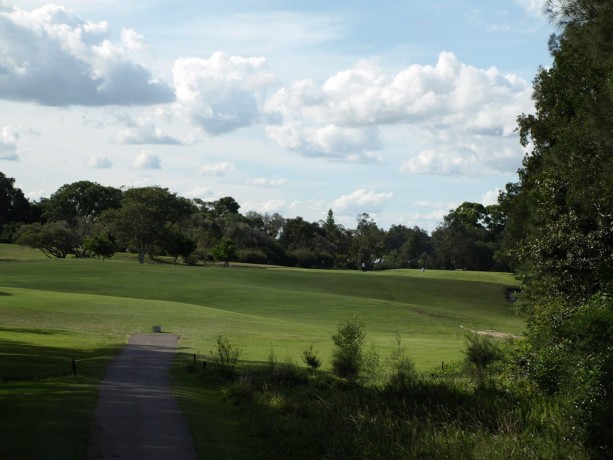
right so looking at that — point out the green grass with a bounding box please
[0,244,522,459]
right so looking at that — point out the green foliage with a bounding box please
[16,221,81,258]
[211,336,241,376]
[96,186,196,263]
[211,238,238,267]
[386,333,417,391]
[302,345,321,373]
[463,334,501,388]
[158,224,196,264]
[83,235,116,260]
[41,181,121,233]
[0,172,35,241]
[331,317,366,381]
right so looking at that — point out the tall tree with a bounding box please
[506,1,613,453]
[42,181,122,234]
[0,172,34,240]
[96,187,196,263]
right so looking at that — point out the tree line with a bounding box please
[0,174,514,271]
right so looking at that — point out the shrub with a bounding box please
[302,346,321,374]
[386,333,417,390]
[211,335,241,377]
[331,317,365,382]
[464,334,501,388]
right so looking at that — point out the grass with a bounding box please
[0,244,523,458]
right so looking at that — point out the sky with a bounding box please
[0,0,553,231]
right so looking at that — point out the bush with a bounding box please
[386,333,417,390]
[464,334,501,388]
[302,346,321,374]
[331,317,365,382]
[237,248,269,264]
[211,335,241,377]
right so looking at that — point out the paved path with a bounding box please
[88,334,197,460]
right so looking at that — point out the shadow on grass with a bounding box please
[0,338,121,381]
[0,326,74,336]
[172,351,252,460]
[0,339,125,460]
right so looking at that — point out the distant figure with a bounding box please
[420,267,425,273]
[361,262,367,272]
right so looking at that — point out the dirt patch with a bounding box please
[459,325,521,339]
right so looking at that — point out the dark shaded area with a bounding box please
[0,340,124,460]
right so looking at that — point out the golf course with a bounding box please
[0,244,522,459]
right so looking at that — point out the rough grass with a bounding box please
[0,244,522,459]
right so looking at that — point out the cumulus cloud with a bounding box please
[481,188,501,206]
[86,153,112,168]
[115,112,186,145]
[246,177,288,187]
[514,0,546,16]
[173,52,277,135]
[198,162,236,176]
[265,52,532,168]
[0,125,20,160]
[400,138,522,176]
[332,189,394,214]
[0,4,173,106]
[133,150,160,169]
[183,186,213,199]
[242,199,287,214]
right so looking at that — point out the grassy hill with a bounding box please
[0,244,522,459]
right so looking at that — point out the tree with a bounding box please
[158,224,197,264]
[16,221,81,258]
[331,317,366,381]
[187,213,222,265]
[83,235,116,261]
[431,202,496,271]
[211,238,238,267]
[511,3,613,302]
[505,1,613,454]
[0,172,34,241]
[212,196,240,217]
[353,213,384,269]
[97,187,196,263]
[42,181,122,232]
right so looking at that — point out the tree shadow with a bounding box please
[0,339,125,460]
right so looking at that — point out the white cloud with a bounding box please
[115,111,186,144]
[132,150,160,169]
[198,162,236,176]
[332,189,394,214]
[0,4,173,106]
[514,0,546,16]
[481,187,501,206]
[0,125,20,160]
[399,134,523,176]
[86,153,112,168]
[243,199,287,214]
[246,178,288,187]
[183,187,213,199]
[173,52,277,135]
[265,52,532,167]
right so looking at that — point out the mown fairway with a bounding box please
[0,246,522,459]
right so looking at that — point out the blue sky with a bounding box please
[0,1,552,231]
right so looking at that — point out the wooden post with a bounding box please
[202,361,207,375]
[193,353,196,367]
[72,359,77,378]
[441,361,445,371]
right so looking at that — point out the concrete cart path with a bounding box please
[88,334,197,460]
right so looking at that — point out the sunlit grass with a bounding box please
[0,244,522,459]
